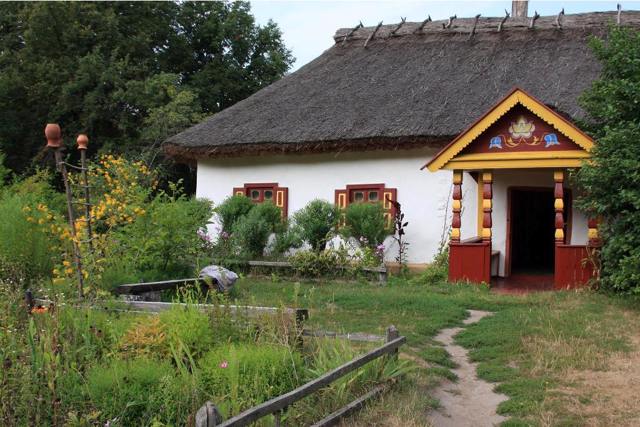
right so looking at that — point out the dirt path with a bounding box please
[428,310,508,427]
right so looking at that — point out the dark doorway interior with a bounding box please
[510,188,555,274]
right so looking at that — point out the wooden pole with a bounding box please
[512,0,528,18]
[45,124,84,298]
[77,135,93,252]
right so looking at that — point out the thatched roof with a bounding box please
[164,11,640,162]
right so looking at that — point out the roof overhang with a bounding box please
[424,87,595,172]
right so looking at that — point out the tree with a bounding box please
[578,25,640,293]
[0,1,293,184]
[293,200,339,252]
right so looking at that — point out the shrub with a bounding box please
[0,172,64,286]
[97,190,212,289]
[289,249,350,278]
[216,195,254,232]
[342,202,390,247]
[410,246,449,285]
[271,221,303,257]
[293,200,339,252]
[231,202,283,259]
[199,343,303,417]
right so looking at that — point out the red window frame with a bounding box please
[233,183,289,218]
[335,184,397,225]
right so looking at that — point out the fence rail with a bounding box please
[196,326,405,427]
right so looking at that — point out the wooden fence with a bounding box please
[195,326,406,427]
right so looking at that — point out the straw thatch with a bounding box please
[164,11,640,162]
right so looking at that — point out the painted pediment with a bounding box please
[425,88,594,171]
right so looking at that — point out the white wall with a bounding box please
[490,169,588,276]
[196,148,478,265]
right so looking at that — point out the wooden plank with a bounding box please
[302,329,385,343]
[33,298,306,320]
[217,336,406,427]
[310,384,386,427]
[115,278,205,294]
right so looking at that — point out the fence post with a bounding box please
[295,308,309,349]
[195,401,223,427]
[385,325,399,360]
[24,289,34,312]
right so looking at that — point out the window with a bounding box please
[233,183,289,217]
[335,184,397,224]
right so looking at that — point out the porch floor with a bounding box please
[491,273,554,294]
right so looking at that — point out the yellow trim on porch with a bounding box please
[445,158,585,170]
[425,88,595,172]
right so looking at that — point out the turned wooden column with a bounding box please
[588,218,600,247]
[481,171,493,243]
[451,171,463,242]
[554,170,565,243]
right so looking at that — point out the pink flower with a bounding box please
[219,360,228,369]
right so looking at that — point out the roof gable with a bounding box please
[425,88,594,171]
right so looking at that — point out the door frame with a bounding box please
[505,186,572,277]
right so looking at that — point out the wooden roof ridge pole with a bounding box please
[390,17,406,36]
[498,9,510,32]
[443,15,457,29]
[529,10,540,29]
[617,3,622,25]
[364,21,383,48]
[555,8,565,29]
[469,14,481,39]
[341,21,363,46]
[414,14,432,33]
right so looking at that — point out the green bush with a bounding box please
[99,192,212,289]
[293,200,339,252]
[216,195,254,232]
[342,202,390,247]
[577,26,640,293]
[199,343,303,417]
[231,202,283,259]
[271,222,303,257]
[0,172,64,286]
[289,249,350,278]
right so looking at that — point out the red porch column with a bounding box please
[451,171,463,242]
[481,171,492,243]
[554,170,565,243]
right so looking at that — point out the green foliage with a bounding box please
[159,304,215,359]
[410,246,449,286]
[293,199,339,252]
[289,249,350,278]
[578,25,640,293]
[342,202,390,247]
[0,172,63,286]
[216,195,255,233]
[230,202,283,259]
[0,151,9,185]
[99,189,213,289]
[86,358,201,425]
[0,1,293,178]
[271,222,304,257]
[199,343,303,417]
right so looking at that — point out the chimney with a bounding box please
[512,0,528,18]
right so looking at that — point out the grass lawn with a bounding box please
[232,277,640,426]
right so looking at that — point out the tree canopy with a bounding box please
[0,1,293,181]
[578,25,640,293]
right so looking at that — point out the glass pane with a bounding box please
[250,189,261,200]
[368,191,379,202]
[354,191,365,202]
[264,190,273,200]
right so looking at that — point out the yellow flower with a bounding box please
[65,267,74,275]
[62,260,71,267]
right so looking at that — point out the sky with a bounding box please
[251,0,640,71]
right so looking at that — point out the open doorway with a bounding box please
[507,188,556,275]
